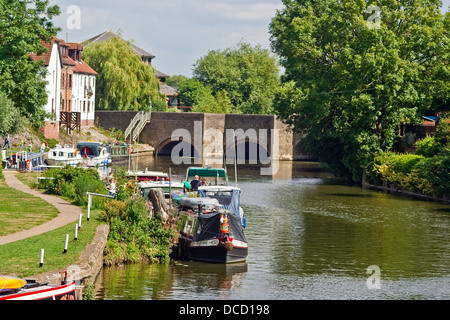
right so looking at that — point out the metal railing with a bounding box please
[124,105,152,143]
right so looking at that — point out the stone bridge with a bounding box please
[95,111,309,165]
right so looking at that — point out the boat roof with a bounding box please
[185,167,228,178]
[126,170,168,177]
[138,181,184,187]
[77,141,103,147]
[198,185,241,192]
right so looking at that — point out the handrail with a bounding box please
[132,112,151,142]
[124,112,142,140]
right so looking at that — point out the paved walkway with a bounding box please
[0,171,81,245]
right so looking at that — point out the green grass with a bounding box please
[0,179,58,236]
[0,172,106,278]
[0,208,103,278]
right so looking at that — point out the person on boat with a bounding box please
[190,175,200,191]
[200,177,208,186]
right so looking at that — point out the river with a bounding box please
[94,155,450,300]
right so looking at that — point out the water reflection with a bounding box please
[95,155,450,300]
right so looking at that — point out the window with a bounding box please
[69,74,72,88]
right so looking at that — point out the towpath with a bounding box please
[0,171,81,245]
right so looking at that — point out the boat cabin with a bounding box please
[76,142,108,158]
[184,167,229,186]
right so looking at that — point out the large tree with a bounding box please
[82,35,167,111]
[193,40,281,114]
[270,0,449,182]
[0,0,60,131]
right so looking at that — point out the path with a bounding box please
[0,171,81,245]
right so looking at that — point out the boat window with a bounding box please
[205,191,232,205]
[52,152,57,157]
[59,152,65,157]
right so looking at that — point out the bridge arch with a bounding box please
[224,136,270,164]
[155,136,200,159]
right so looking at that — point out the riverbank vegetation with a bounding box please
[366,119,450,198]
[270,0,450,198]
[39,166,178,265]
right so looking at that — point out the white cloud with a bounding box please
[50,0,449,77]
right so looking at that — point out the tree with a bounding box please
[270,0,449,182]
[193,40,281,114]
[167,76,238,114]
[0,90,25,134]
[0,0,60,129]
[82,34,167,111]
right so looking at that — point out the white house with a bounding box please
[30,39,97,139]
[68,42,97,127]
[29,38,62,139]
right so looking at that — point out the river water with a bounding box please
[94,155,450,300]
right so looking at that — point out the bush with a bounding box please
[434,119,450,147]
[102,195,178,265]
[415,136,440,157]
[368,150,449,197]
[43,166,108,207]
[416,151,450,197]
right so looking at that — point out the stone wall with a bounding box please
[95,111,305,162]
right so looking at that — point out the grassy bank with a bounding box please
[0,208,103,278]
[0,173,103,277]
[0,178,58,237]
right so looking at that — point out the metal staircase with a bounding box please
[124,110,151,143]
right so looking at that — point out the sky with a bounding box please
[51,0,450,78]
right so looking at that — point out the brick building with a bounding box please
[29,38,97,139]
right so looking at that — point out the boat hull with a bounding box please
[176,236,248,264]
[46,158,83,166]
[0,281,76,300]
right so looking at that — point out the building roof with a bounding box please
[85,31,156,59]
[155,69,170,79]
[29,41,57,66]
[160,84,178,96]
[73,59,98,75]
[29,37,97,75]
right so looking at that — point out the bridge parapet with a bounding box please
[95,111,310,165]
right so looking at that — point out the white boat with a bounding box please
[126,168,170,182]
[139,180,186,199]
[46,144,83,166]
[77,141,112,167]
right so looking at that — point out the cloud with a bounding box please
[50,0,448,77]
